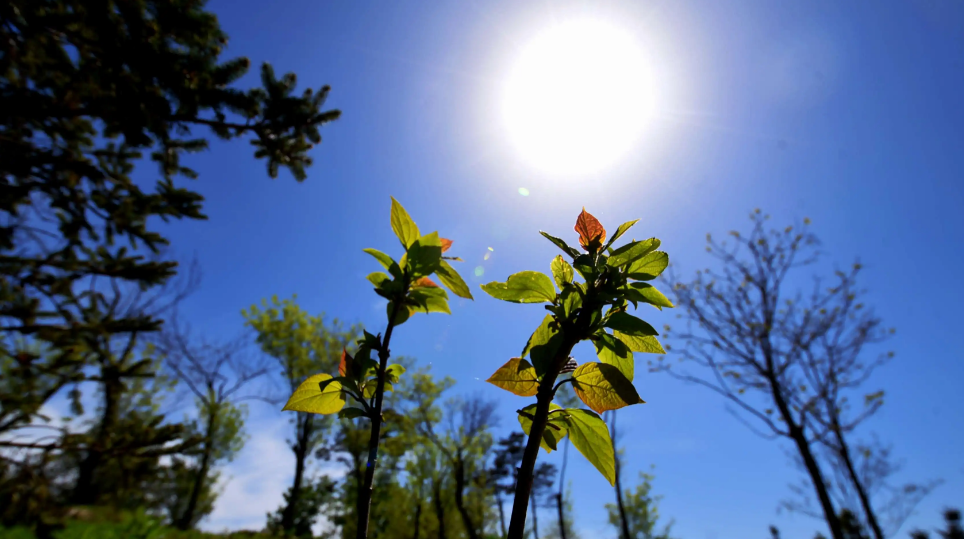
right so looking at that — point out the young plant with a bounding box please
[482,209,673,539]
[280,197,473,539]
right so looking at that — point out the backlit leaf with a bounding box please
[387,301,412,326]
[564,409,615,485]
[521,314,563,377]
[413,277,439,288]
[626,251,669,280]
[405,232,443,278]
[623,282,673,310]
[607,219,640,247]
[540,231,581,258]
[282,373,346,415]
[435,259,474,299]
[339,348,353,377]
[575,208,606,251]
[605,312,658,336]
[614,331,666,354]
[440,238,453,252]
[481,271,556,303]
[550,255,574,290]
[390,197,420,248]
[407,287,450,314]
[487,357,540,397]
[386,363,406,383]
[571,362,645,413]
[518,403,568,453]
[607,238,660,268]
[593,332,634,381]
[339,407,368,420]
[363,248,402,278]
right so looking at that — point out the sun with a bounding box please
[502,20,655,176]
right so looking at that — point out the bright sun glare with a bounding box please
[503,20,655,176]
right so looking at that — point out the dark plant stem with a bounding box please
[355,299,403,539]
[507,275,600,539]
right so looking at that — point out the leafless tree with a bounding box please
[154,311,268,529]
[658,210,931,539]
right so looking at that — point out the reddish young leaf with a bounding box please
[575,208,606,251]
[413,276,440,288]
[339,348,353,377]
[440,238,453,253]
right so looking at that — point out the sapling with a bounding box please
[281,197,472,539]
[481,209,672,539]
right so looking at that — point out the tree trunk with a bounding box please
[770,376,842,539]
[453,458,480,539]
[433,477,447,539]
[281,412,314,531]
[832,422,884,539]
[177,405,217,530]
[496,490,507,538]
[530,494,539,539]
[555,439,570,539]
[555,495,567,539]
[412,500,422,539]
[611,412,631,539]
[71,371,121,505]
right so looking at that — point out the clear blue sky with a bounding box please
[156,1,964,537]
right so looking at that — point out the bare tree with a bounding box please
[154,312,267,529]
[659,211,930,539]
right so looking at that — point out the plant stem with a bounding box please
[355,299,403,539]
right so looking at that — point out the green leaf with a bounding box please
[571,362,645,413]
[623,282,674,310]
[572,254,596,282]
[606,219,639,247]
[561,285,583,318]
[362,248,402,279]
[521,315,563,377]
[487,357,540,397]
[605,312,658,336]
[550,255,574,290]
[339,407,368,419]
[607,238,660,268]
[387,301,412,326]
[282,373,346,415]
[481,271,556,303]
[540,231,580,258]
[613,331,666,354]
[367,272,391,288]
[386,363,406,383]
[607,219,640,248]
[390,197,420,248]
[405,232,443,278]
[435,259,474,299]
[518,403,568,453]
[361,380,393,399]
[594,332,634,381]
[564,409,615,485]
[626,251,669,281]
[407,286,451,315]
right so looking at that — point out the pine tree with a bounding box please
[0,0,340,433]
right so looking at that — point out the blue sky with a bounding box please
[153,1,964,537]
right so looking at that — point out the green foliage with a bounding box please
[265,476,337,538]
[481,209,671,494]
[605,470,675,539]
